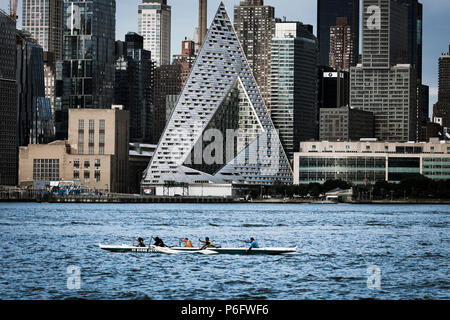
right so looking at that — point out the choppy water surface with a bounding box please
[0,203,448,300]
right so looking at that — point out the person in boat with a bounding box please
[245,237,259,253]
[152,236,167,247]
[199,237,214,250]
[134,237,146,247]
[179,238,193,248]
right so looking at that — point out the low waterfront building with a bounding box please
[19,108,129,193]
[293,140,450,185]
[129,143,157,194]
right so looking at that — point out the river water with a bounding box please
[0,203,448,300]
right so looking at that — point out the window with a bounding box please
[33,159,60,181]
[95,170,101,182]
[95,159,101,168]
[84,160,90,168]
[74,159,80,168]
[84,171,90,183]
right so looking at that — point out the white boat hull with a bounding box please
[98,244,297,255]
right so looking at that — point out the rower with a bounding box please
[152,236,167,247]
[245,237,259,252]
[199,237,213,250]
[134,237,146,248]
[179,238,193,248]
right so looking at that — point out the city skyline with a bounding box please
[0,0,448,116]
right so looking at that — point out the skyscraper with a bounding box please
[271,22,319,160]
[141,3,292,196]
[114,33,154,142]
[234,0,278,108]
[56,0,116,139]
[138,0,171,67]
[21,0,63,60]
[17,30,54,146]
[433,44,450,130]
[396,0,423,79]
[317,0,359,67]
[22,0,64,136]
[350,0,416,142]
[152,64,183,144]
[329,17,357,71]
[318,66,350,109]
[0,10,18,186]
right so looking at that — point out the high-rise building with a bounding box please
[329,17,357,71]
[22,1,64,138]
[234,0,278,108]
[21,0,63,61]
[0,10,18,186]
[152,64,183,144]
[433,44,450,130]
[350,0,416,142]
[394,0,424,141]
[173,38,197,86]
[16,30,54,146]
[421,84,429,122]
[138,0,171,67]
[56,0,116,140]
[318,66,349,109]
[271,22,319,160]
[396,0,423,79]
[317,0,359,67]
[319,107,374,142]
[114,33,154,143]
[141,3,292,197]
[198,0,207,48]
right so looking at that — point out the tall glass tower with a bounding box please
[56,0,116,139]
[271,22,319,160]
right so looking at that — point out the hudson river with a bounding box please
[0,203,448,300]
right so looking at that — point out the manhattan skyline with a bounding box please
[1,0,448,116]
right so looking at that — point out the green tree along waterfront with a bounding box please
[260,176,450,201]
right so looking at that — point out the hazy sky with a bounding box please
[1,0,449,116]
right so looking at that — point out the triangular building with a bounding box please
[141,2,293,197]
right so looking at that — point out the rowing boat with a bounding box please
[98,244,297,255]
